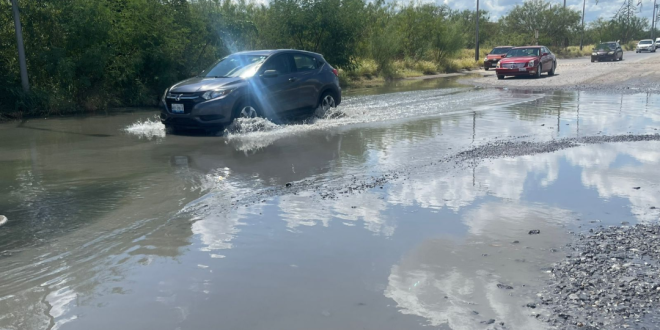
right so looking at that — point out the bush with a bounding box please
[440,59,461,73]
[452,58,480,71]
[414,61,437,74]
[623,41,638,51]
[355,59,379,78]
[552,45,593,58]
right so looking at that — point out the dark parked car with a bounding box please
[591,42,623,62]
[160,49,341,131]
[483,46,513,70]
[495,46,556,80]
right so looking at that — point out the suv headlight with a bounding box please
[162,88,169,101]
[608,51,614,55]
[527,60,535,67]
[496,62,501,68]
[202,89,234,100]
[484,56,488,62]
[592,52,597,56]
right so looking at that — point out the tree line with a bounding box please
[0,0,653,117]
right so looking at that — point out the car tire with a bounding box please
[233,101,261,120]
[497,75,504,80]
[318,91,337,113]
[485,67,489,71]
[535,64,542,78]
[548,62,556,76]
[591,59,595,63]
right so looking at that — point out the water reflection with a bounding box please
[279,190,394,236]
[384,202,568,330]
[0,88,659,329]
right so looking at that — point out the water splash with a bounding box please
[124,116,166,140]
[312,105,347,120]
[223,117,280,135]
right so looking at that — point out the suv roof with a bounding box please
[232,49,322,57]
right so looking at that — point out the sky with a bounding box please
[441,0,659,23]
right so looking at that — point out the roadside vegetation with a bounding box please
[0,0,653,118]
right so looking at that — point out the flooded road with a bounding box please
[1,80,659,330]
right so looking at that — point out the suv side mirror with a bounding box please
[262,70,279,78]
[542,52,549,56]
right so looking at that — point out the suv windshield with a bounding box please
[596,43,616,50]
[199,55,267,78]
[506,48,540,57]
[490,47,511,54]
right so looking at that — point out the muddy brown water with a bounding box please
[0,79,659,330]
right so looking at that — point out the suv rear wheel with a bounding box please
[319,92,337,112]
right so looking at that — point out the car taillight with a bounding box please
[332,68,339,77]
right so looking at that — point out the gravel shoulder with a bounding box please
[538,224,660,330]
[462,52,660,93]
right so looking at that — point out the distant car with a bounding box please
[636,40,656,53]
[656,38,660,49]
[495,46,557,80]
[591,42,623,62]
[160,49,342,131]
[483,46,513,71]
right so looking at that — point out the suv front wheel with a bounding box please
[234,101,261,120]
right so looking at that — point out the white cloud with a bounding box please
[384,202,570,329]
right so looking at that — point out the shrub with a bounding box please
[623,41,638,51]
[414,61,437,74]
[355,59,379,79]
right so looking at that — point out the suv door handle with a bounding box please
[288,77,297,82]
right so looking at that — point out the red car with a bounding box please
[483,46,513,70]
[495,46,557,80]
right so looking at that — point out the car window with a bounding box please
[293,54,318,72]
[640,40,652,44]
[596,43,616,50]
[506,48,540,57]
[490,47,511,55]
[261,54,292,74]
[200,55,267,78]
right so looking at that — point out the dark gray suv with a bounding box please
[160,49,342,131]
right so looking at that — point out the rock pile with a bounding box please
[538,224,660,329]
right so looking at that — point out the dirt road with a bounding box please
[464,51,660,92]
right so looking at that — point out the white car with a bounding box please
[656,38,660,50]
[636,39,656,53]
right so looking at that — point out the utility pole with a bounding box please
[580,0,586,50]
[564,0,566,7]
[653,0,658,41]
[11,0,29,92]
[475,0,480,62]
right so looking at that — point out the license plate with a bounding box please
[171,103,184,113]
[518,68,527,72]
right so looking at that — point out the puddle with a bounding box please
[0,86,659,329]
